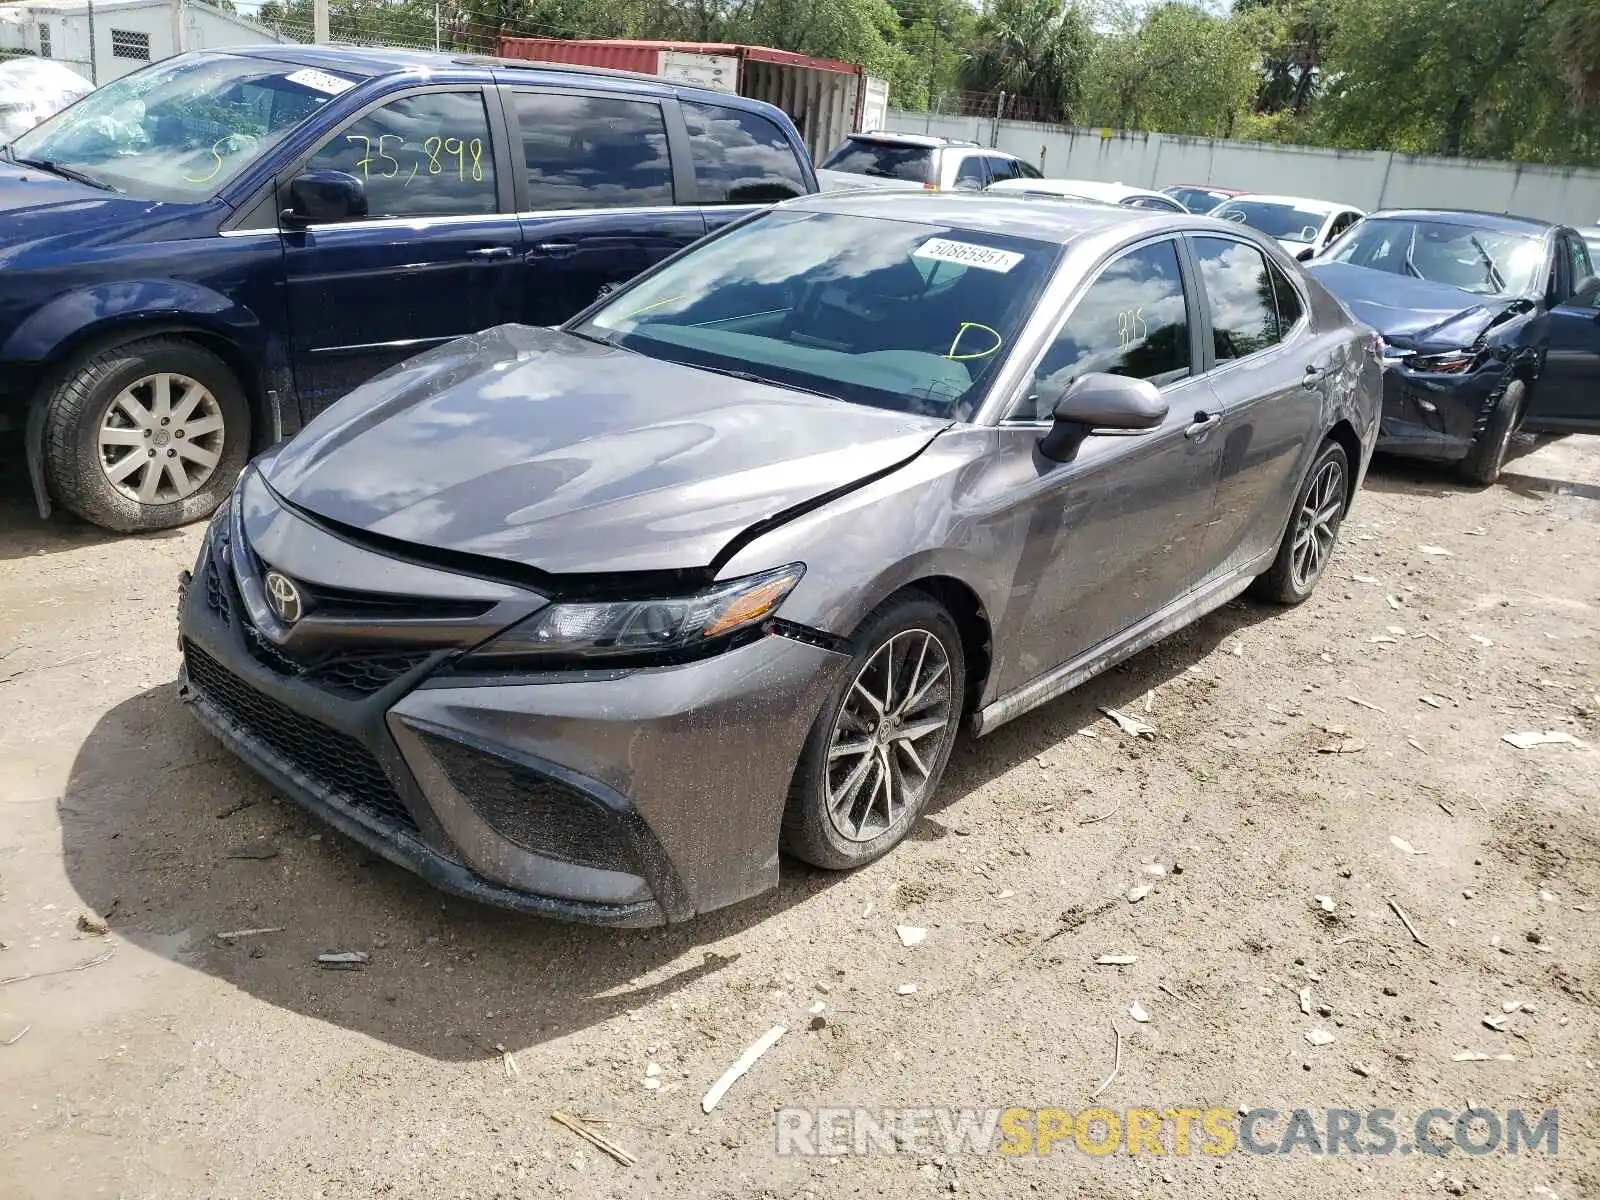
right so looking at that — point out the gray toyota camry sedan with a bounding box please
[177,191,1381,926]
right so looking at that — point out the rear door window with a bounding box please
[984,155,1019,184]
[1192,235,1291,361]
[1014,238,1192,420]
[818,138,934,184]
[510,91,673,210]
[682,101,808,204]
[953,155,987,190]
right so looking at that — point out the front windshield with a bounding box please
[1215,200,1329,243]
[1323,218,1546,297]
[9,52,358,200]
[577,210,1059,420]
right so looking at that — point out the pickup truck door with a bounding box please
[280,85,523,414]
[500,87,705,325]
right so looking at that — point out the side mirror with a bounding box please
[281,170,367,227]
[1296,246,1315,262]
[1039,373,1168,461]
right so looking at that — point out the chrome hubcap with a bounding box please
[1290,458,1345,590]
[98,372,224,504]
[825,629,955,843]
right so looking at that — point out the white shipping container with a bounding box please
[860,76,889,133]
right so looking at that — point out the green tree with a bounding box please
[1085,1,1261,136]
[958,0,1093,123]
[1316,0,1600,163]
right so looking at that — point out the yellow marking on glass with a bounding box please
[945,322,1003,360]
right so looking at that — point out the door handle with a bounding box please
[1302,363,1326,389]
[534,240,578,258]
[1185,412,1221,439]
[465,246,514,261]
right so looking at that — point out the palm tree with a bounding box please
[959,0,1092,124]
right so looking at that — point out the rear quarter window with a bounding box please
[682,101,808,204]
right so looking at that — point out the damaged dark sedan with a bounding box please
[178,192,1380,925]
[1309,209,1600,483]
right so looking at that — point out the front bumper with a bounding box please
[1375,358,1510,461]
[176,500,848,925]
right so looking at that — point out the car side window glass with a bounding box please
[306,90,497,219]
[512,91,673,211]
[1566,235,1594,297]
[1192,235,1286,362]
[984,156,1018,183]
[1014,239,1191,421]
[682,101,807,204]
[1267,260,1304,330]
[953,156,985,190]
[1017,160,1043,179]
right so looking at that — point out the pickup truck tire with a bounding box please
[1458,377,1524,487]
[41,336,251,533]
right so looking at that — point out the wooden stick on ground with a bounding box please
[551,1111,636,1167]
[1091,1022,1123,1099]
[1386,898,1429,948]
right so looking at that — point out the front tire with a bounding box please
[1458,377,1524,486]
[1252,438,1350,605]
[782,593,965,870]
[41,336,251,533]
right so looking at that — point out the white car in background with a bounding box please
[1211,194,1366,261]
[986,177,1188,212]
[1582,225,1600,265]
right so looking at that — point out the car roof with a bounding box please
[843,131,984,149]
[785,190,1166,243]
[1166,183,1246,194]
[1361,208,1559,234]
[1217,193,1348,213]
[229,44,761,105]
[991,178,1165,202]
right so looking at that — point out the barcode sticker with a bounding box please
[285,68,355,96]
[913,237,1024,273]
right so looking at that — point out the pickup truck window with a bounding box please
[682,100,807,205]
[512,92,673,211]
[306,90,497,219]
[9,51,351,201]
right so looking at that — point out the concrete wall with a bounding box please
[888,109,1600,229]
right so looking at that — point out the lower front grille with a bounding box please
[184,642,419,835]
[303,652,433,699]
[417,731,640,874]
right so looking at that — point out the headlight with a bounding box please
[459,563,805,668]
[1403,348,1482,374]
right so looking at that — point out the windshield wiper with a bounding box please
[13,157,117,192]
[1467,235,1506,292]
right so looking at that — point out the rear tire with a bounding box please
[1252,438,1350,605]
[41,336,251,534]
[1458,377,1524,486]
[782,593,965,871]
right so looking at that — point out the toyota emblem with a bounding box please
[264,570,304,625]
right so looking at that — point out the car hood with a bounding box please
[1307,261,1515,349]
[264,324,952,577]
[0,163,213,258]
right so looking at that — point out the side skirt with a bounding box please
[971,557,1270,737]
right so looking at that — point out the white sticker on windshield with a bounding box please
[285,68,355,96]
[913,237,1023,273]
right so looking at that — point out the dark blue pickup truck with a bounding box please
[0,46,817,532]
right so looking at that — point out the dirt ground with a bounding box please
[1,435,1597,1200]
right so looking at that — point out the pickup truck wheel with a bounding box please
[1458,378,1524,487]
[41,337,251,533]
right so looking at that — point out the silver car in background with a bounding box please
[177,193,1381,925]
